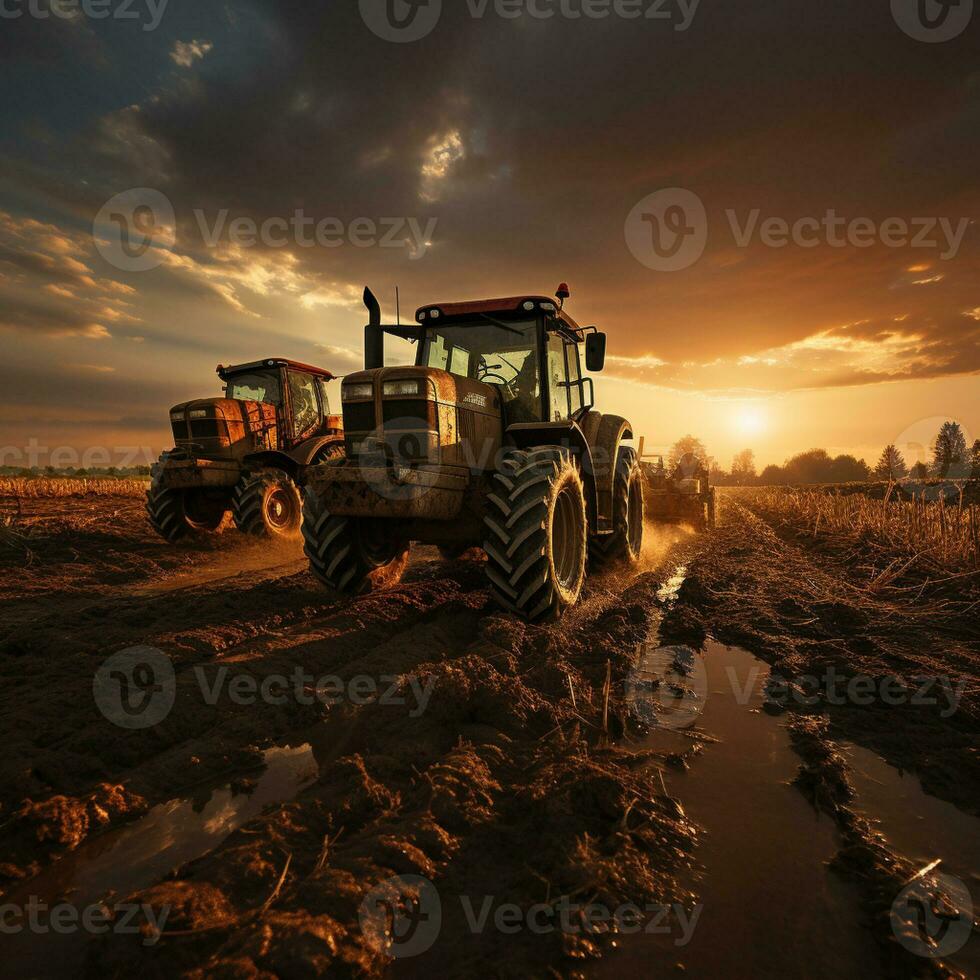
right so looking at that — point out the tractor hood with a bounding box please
[339,366,502,467]
[169,397,279,458]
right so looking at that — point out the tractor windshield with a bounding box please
[420,319,541,422]
[225,371,282,405]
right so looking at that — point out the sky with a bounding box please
[0,0,977,471]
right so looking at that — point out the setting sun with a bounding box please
[733,404,769,438]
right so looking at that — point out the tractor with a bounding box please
[147,358,344,543]
[302,284,644,620]
[639,445,716,530]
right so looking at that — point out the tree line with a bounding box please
[665,422,979,486]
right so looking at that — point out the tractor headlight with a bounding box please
[382,380,421,397]
[170,413,184,422]
[343,383,373,400]
[188,409,208,419]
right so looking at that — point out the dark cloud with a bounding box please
[0,0,977,397]
[0,295,109,338]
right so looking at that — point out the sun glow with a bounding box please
[733,404,768,437]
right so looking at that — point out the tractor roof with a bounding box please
[217,358,336,381]
[414,296,583,333]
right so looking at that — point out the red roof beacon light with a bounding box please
[556,282,570,310]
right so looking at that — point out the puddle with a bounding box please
[2,743,317,978]
[843,743,980,890]
[597,641,880,978]
[843,742,980,972]
[657,564,688,603]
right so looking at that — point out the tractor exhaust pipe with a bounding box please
[364,287,383,370]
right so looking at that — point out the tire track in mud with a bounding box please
[2,508,708,977]
[84,551,705,978]
[655,497,980,978]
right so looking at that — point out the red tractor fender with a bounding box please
[289,435,345,467]
[242,436,344,483]
[586,414,634,526]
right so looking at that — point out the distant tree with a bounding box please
[668,435,709,472]
[708,461,732,486]
[873,445,908,481]
[829,454,870,483]
[782,449,834,484]
[971,440,980,479]
[759,464,786,486]
[910,461,930,480]
[932,421,968,478]
[731,449,757,486]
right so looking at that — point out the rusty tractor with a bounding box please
[148,359,344,542]
[302,284,644,620]
[639,445,716,531]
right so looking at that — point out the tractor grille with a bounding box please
[382,400,437,430]
[343,401,376,433]
[190,418,223,440]
[456,407,476,445]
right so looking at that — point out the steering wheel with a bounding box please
[477,357,509,386]
[295,390,314,420]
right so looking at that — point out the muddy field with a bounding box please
[1,489,977,978]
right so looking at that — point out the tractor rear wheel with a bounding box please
[233,468,302,539]
[484,446,587,621]
[590,446,644,566]
[302,490,409,595]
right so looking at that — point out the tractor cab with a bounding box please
[217,359,339,451]
[413,285,607,426]
[341,284,609,470]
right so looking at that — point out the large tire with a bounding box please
[484,446,587,621]
[311,441,346,465]
[146,481,190,543]
[146,462,228,543]
[233,468,302,539]
[302,488,409,595]
[591,446,644,566]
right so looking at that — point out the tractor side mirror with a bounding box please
[585,332,607,372]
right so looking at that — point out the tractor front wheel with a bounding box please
[233,469,302,539]
[484,446,587,621]
[146,482,227,544]
[302,491,409,595]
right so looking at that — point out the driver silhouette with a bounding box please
[504,353,539,424]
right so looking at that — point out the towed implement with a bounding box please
[302,284,643,620]
[640,446,716,531]
[148,359,343,542]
